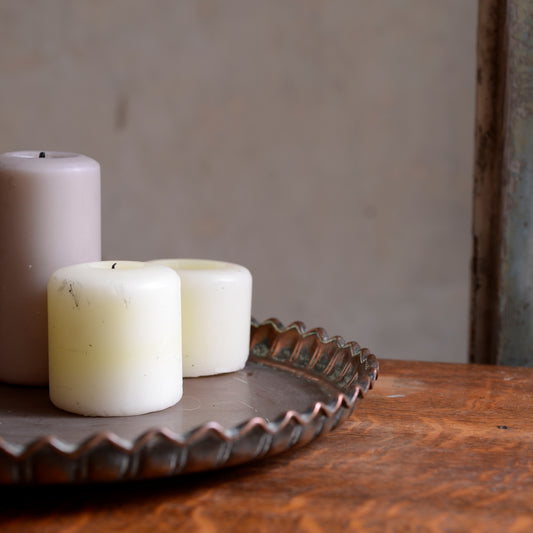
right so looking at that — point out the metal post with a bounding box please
[470,0,533,366]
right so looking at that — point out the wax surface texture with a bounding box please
[0,151,101,385]
[48,261,182,416]
[150,259,252,377]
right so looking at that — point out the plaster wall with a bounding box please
[0,0,477,362]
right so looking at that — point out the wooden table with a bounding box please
[1,359,532,532]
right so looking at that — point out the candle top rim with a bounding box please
[49,261,181,288]
[0,151,99,172]
[150,258,251,274]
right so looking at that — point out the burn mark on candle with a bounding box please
[39,152,45,158]
[112,262,117,269]
[68,283,79,308]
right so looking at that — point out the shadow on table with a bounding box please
[0,452,288,518]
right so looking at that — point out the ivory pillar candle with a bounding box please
[0,151,101,385]
[48,261,182,416]
[150,259,252,377]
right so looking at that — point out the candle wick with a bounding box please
[112,262,117,269]
[39,152,46,158]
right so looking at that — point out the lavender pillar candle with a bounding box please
[0,151,101,385]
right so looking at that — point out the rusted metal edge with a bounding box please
[470,0,508,364]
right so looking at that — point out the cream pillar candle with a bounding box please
[150,259,252,377]
[0,151,101,385]
[48,261,182,416]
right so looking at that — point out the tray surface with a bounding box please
[0,318,378,484]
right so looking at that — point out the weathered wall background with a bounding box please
[0,1,477,362]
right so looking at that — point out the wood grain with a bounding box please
[1,359,533,532]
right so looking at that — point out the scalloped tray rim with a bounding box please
[0,317,379,484]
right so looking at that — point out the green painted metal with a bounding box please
[498,1,533,365]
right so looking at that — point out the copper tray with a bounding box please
[0,318,378,484]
